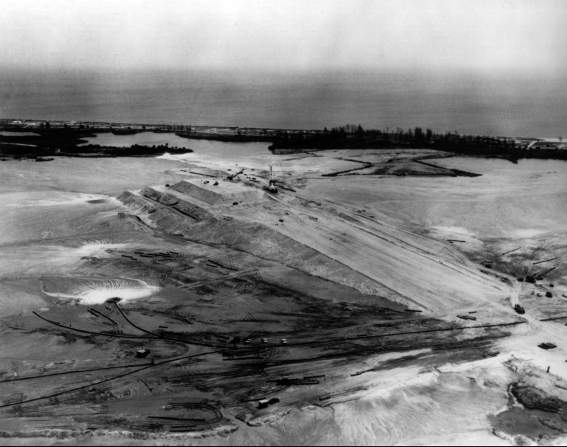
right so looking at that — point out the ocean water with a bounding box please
[81,131,194,148]
[1,68,566,138]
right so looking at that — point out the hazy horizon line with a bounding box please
[2,64,566,82]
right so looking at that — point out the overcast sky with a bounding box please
[1,0,565,75]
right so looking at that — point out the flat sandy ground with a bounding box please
[1,146,567,445]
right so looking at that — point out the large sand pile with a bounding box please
[120,179,510,313]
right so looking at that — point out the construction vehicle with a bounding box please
[227,168,244,181]
[264,165,278,193]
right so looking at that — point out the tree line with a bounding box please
[269,125,518,155]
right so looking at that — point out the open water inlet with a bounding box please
[40,276,160,304]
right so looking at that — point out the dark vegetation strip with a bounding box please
[3,123,565,160]
[321,161,373,177]
[413,159,480,177]
[269,125,567,160]
[0,128,193,158]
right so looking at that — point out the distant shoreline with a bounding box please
[0,124,194,160]
[1,118,566,161]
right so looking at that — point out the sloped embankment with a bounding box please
[119,179,511,313]
[258,196,510,313]
[118,186,403,302]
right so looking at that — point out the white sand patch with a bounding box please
[404,430,510,446]
[510,228,549,239]
[4,192,114,208]
[73,283,159,305]
[303,157,567,240]
[428,225,485,252]
[551,435,567,446]
[0,242,131,280]
[431,225,477,239]
[160,151,361,176]
[41,276,160,305]
[326,361,511,445]
[496,319,567,379]
[74,241,128,257]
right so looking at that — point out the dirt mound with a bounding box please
[119,189,402,300]
[119,181,512,312]
[170,180,224,205]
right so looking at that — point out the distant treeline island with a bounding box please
[269,124,567,160]
[0,119,566,160]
